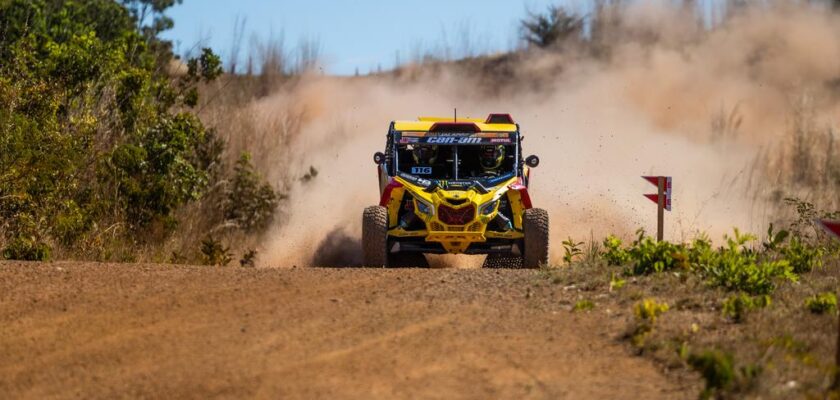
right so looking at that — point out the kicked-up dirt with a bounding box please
[0,262,698,399]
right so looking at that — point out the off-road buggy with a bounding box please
[363,114,549,268]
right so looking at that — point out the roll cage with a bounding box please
[382,122,525,182]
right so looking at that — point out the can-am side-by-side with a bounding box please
[362,114,549,268]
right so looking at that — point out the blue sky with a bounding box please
[160,0,585,75]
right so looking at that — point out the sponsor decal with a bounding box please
[427,132,473,137]
[490,138,511,143]
[399,137,419,143]
[411,166,433,175]
[426,137,483,144]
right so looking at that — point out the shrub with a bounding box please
[620,230,689,275]
[688,349,762,400]
[200,236,232,266]
[722,293,771,323]
[0,0,222,259]
[804,292,837,314]
[635,298,670,324]
[781,236,824,274]
[2,236,50,261]
[688,350,735,399]
[240,249,258,268]
[224,153,279,233]
[602,235,631,266]
[632,298,669,347]
[698,229,796,295]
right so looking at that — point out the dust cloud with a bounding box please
[247,3,840,267]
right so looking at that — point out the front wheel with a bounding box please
[522,208,549,269]
[362,206,389,267]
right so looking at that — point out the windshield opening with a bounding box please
[396,143,517,181]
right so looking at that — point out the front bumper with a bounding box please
[389,238,523,255]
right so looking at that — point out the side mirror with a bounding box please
[525,155,540,168]
[373,152,386,165]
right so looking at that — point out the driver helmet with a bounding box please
[480,145,505,170]
[412,145,438,164]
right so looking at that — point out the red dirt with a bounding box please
[0,262,695,399]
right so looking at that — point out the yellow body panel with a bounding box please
[393,120,517,133]
[388,176,523,254]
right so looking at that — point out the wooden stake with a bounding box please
[657,176,665,242]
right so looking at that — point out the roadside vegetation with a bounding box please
[538,199,840,399]
[0,0,281,265]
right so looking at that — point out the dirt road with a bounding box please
[0,262,695,399]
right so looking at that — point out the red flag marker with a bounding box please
[817,219,840,239]
[642,176,672,241]
[642,176,672,211]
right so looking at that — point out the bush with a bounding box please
[200,236,232,266]
[804,292,837,314]
[602,235,631,266]
[0,0,223,259]
[697,229,796,295]
[781,236,824,274]
[632,298,669,347]
[224,153,279,233]
[240,249,258,268]
[688,350,735,399]
[2,236,50,261]
[722,293,771,323]
[605,230,688,275]
[688,349,762,400]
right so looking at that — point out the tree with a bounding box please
[0,0,222,259]
[520,5,583,49]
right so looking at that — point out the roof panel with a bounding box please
[394,118,517,132]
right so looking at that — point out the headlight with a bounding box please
[415,198,434,216]
[479,200,499,216]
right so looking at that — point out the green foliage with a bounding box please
[602,235,631,266]
[200,236,231,266]
[632,298,669,347]
[762,223,789,252]
[627,232,689,275]
[562,237,583,264]
[781,235,824,274]
[573,299,594,312]
[607,229,688,275]
[699,229,796,295]
[634,298,670,324]
[609,272,626,291]
[2,235,50,261]
[601,227,809,296]
[224,153,278,233]
[804,292,837,315]
[722,293,771,323]
[688,350,735,399]
[687,349,762,400]
[0,0,224,259]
